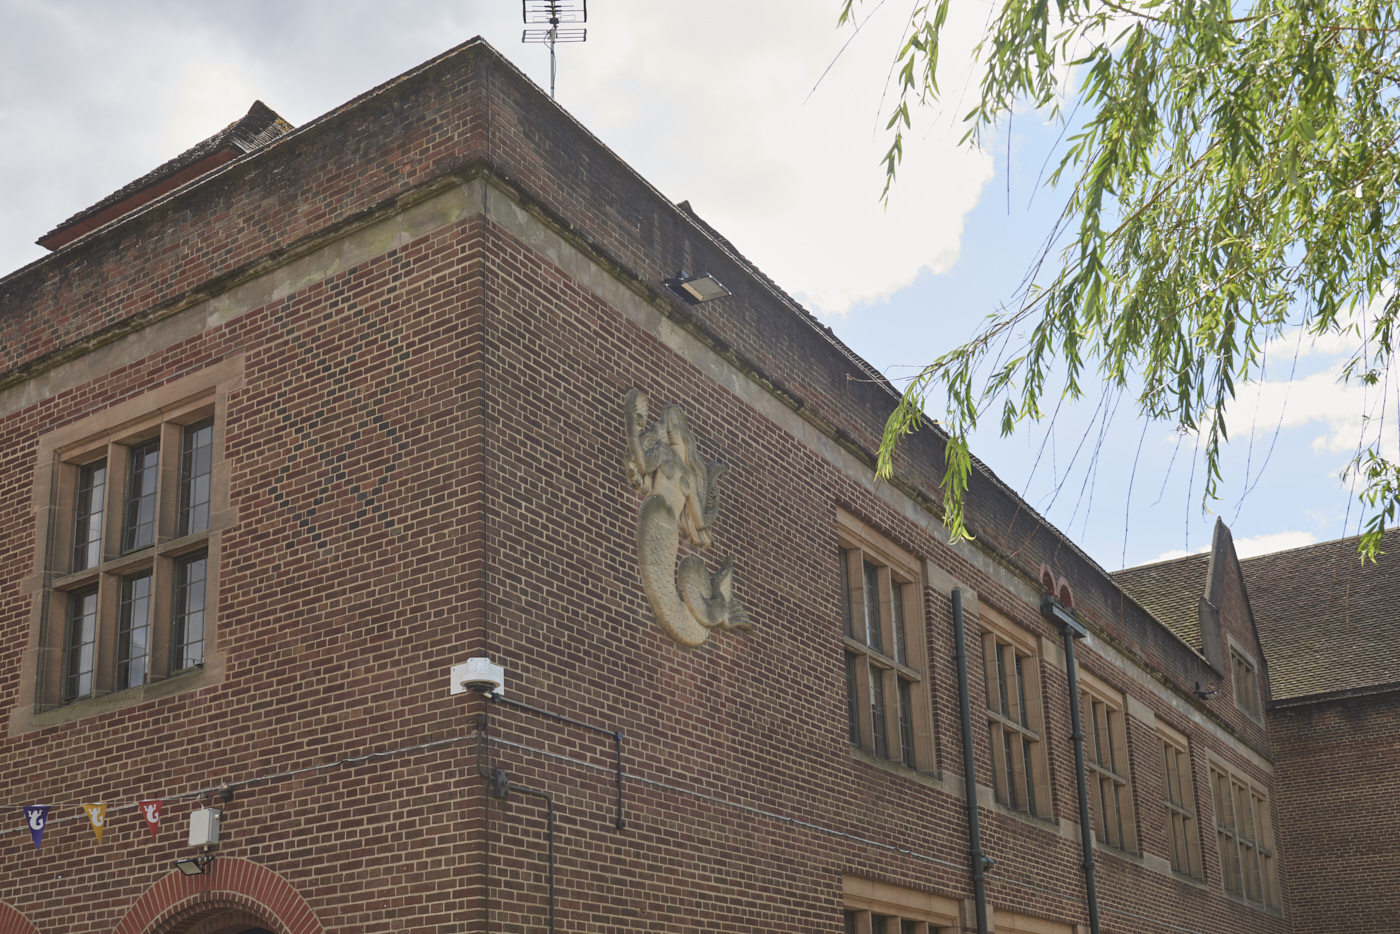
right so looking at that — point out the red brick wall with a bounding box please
[1270,692,1400,932]
[0,39,1298,934]
[471,213,1291,933]
[0,218,490,932]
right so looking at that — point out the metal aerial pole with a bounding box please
[522,1,587,100]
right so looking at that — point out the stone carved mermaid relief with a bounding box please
[624,389,752,647]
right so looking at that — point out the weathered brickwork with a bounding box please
[1269,693,1400,933]
[0,37,1327,934]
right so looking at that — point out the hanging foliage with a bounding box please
[845,0,1400,558]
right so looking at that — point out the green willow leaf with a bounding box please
[849,0,1400,557]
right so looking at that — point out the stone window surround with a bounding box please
[979,603,1053,819]
[1075,665,1140,853]
[1227,634,1265,724]
[842,875,960,933]
[992,910,1077,934]
[1209,757,1281,911]
[1158,719,1203,879]
[838,508,934,773]
[12,356,242,736]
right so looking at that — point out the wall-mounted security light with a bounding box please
[450,657,505,697]
[665,270,730,304]
[174,855,214,876]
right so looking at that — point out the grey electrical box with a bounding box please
[188,808,221,847]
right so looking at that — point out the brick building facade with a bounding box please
[0,38,1382,934]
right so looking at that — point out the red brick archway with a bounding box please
[114,858,321,934]
[0,902,41,934]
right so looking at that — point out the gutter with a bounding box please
[1268,679,1400,710]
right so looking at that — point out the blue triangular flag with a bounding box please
[23,805,50,852]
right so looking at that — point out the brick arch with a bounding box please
[1057,581,1075,608]
[0,902,41,934]
[115,858,321,934]
[1038,564,1076,608]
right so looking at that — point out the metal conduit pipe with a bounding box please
[1042,594,1101,934]
[504,783,556,934]
[952,589,993,934]
[477,713,558,934]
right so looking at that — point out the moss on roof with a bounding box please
[1116,529,1400,702]
[1112,553,1208,652]
[40,100,293,243]
[1240,528,1400,700]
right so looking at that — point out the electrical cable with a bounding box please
[4,722,1223,934]
[0,733,473,833]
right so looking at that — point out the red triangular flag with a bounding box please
[137,799,161,841]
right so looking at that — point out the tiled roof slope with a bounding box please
[39,101,293,248]
[1111,553,1208,650]
[1239,528,1400,701]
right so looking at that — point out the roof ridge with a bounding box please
[38,100,295,245]
[1239,526,1400,565]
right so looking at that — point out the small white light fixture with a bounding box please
[668,270,730,304]
[174,855,214,876]
[188,808,221,847]
[450,657,505,697]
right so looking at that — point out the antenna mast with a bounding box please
[522,1,587,100]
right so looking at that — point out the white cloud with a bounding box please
[1232,530,1318,558]
[1152,529,1318,563]
[165,61,264,153]
[0,1,997,315]
[565,0,996,315]
[1224,361,1396,456]
[1151,547,1203,562]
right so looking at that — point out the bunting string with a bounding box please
[2,732,474,840]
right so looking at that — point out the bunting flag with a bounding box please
[82,803,107,843]
[22,805,50,852]
[137,799,161,841]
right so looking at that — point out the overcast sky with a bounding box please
[0,0,1381,568]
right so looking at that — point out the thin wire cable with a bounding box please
[1232,323,1303,520]
[3,728,1223,934]
[0,734,473,831]
[1122,417,1150,568]
[490,736,1218,934]
[804,0,888,106]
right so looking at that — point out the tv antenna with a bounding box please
[522,1,587,100]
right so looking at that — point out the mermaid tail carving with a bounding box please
[625,390,753,646]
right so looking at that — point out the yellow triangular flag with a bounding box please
[82,803,107,843]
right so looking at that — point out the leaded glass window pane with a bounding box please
[73,460,106,571]
[123,440,160,551]
[845,653,860,747]
[898,677,915,767]
[863,561,882,652]
[173,553,208,671]
[840,549,853,639]
[65,587,99,700]
[117,571,152,689]
[870,671,887,759]
[179,418,214,536]
[891,581,907,665]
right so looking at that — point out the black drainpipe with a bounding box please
[1042,595,1101,934]
[952,589,992,934]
